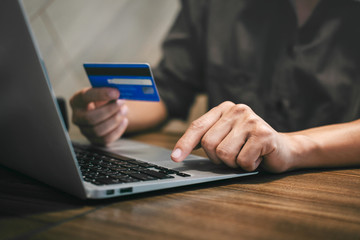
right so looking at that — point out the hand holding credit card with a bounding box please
[84,63,160,101]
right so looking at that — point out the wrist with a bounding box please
[284,133,319,171]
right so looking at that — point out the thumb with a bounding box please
[70,87,119,109]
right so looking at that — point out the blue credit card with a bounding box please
[84,63,160,101]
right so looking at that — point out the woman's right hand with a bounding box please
[70,87,129,146]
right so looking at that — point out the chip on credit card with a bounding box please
[84,63,160,101]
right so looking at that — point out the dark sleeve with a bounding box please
[153,0,207,120]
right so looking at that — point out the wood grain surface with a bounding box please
[1,132,360,240]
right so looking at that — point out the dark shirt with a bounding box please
[154,0,360,132]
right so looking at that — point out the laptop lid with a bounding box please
[0,0,86,198]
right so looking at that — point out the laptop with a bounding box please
[0,0,257,199]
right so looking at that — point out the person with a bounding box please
[70,0,360,173]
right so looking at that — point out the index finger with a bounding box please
[171,102,233,162]
[70,87,120,109]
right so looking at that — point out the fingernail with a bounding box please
[109,90,119,99]
[171,148,182,159]
[116,99,125,106]
[121,117,128,127]
[121,105,128,115]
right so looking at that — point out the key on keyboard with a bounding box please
[74,146,190,185]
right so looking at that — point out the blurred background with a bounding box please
[22,0,207,140]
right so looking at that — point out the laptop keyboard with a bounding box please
[74,146,190,185]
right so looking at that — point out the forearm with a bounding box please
[287,119,360,170]
[125,100,168,133]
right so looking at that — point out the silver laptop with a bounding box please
[0,0,257,199]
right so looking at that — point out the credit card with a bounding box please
[84,63,160,101]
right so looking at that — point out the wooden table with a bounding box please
[1,132,360,240]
